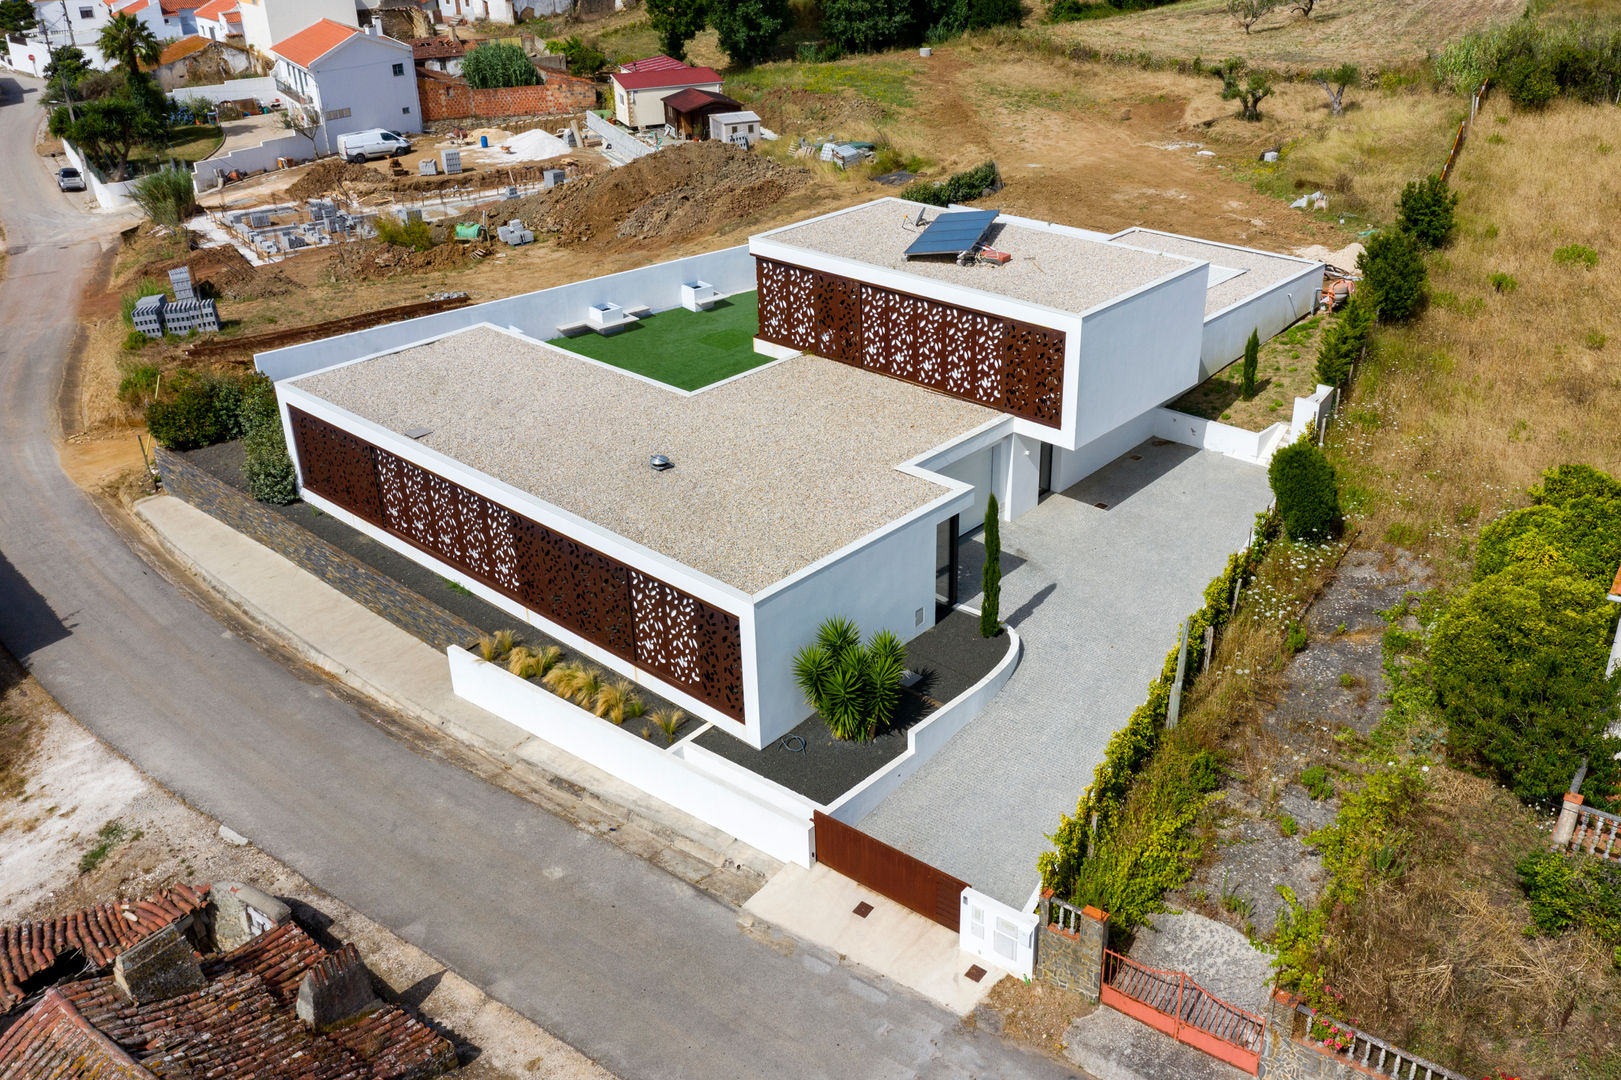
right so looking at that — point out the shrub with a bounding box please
[821,0,916,53]
[545,35,607,77]
[462,41,539,88]
[1240,327,1260,399]
[1268,439,1340,542]
[129,167,198,227]
[650,707,686,744]
[900,161,1001,207]
[1518,851,1621,944]
[1553,243,1599,268]
[1300,764,1335,800]
[709,0,789,66]
[981,492,1000,636]
[796,40,843,62]
[117,361,159,404]
[1358,230,1427,322]
[1048,0,1114,20]
[373,216,434,252]
[239,373,296,504]
[123,329,150,352]
[1396,173,1458,249]
[1285,620,1309,654]
[1313,293,1372,388]
[1488,271,1517,292]
[792,617,907,741]
[1502,53,1559,108]
[1430,562,1621,806]
[144,371,245,451]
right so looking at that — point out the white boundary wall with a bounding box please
[170,77,288,106]
[960,886,1039,979]
[1289,383,1337,441]
[1201,262,1324,379]
[448,647,817,866]
[585,109,656,165]
[4,39,49,77]
[258,245,756,381]
[193,133,314,189]
[61,140,140,211]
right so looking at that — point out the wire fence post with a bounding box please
[1165,617,1191,730]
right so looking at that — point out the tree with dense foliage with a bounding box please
[1268,439,1340,542]
[934,0,1022,34]
[97,13,162,74]
[1312,63,1358,116]
[1396,173,1459,248]
[1357,229,1427,321]
[144,372,245,449]
[42,45,93,101]
[1226,0,1276,34]
[49,94,162,180]
[709,0,789,66]
[546,35,608,77]
[646,0,708,60]
[462,42,540,88]
[1240,328,1260,399]
[822,0,916,53]
[1474,464,1621,588]
[1313,292,1372,387]
[1430,563,1621,806]
[981,492,1000,637]
[0,0,37,33]
[1214,57,1272,120]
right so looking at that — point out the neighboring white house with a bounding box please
[193,0,243,40]
[435,0,513,22]
[29,0,115,51]
[237,0,354,58]
[270,20,420,150]
[609,54,723,129]
[709,109,760,146]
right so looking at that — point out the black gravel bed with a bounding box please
[693,610,1009,805]
[180,441,694,742]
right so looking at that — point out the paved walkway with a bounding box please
[863,441,1273,905]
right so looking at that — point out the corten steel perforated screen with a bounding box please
[288,407,746,722]
[754,257,1066,427]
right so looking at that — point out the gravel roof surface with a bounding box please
[763,200,1195,316]
[296,326,996,593]
[1109,229,1317,316]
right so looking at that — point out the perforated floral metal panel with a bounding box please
[754,257,1066,426]
[289,407,385,525]
[287,409,744,722]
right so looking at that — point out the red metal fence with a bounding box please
[812,812,966,930]
[1101,949,1263,1074]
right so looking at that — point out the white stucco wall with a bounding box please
[614,80,722,128]
[748,498,967,747]
[1071,268,1206,446]
[1200,263,1324,380]
[283,33,420,144]
[257,245,757,381]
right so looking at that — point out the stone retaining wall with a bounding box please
[154,445,479,651]
[1036,892,1107,1001]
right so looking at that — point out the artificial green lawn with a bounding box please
[546,292,768,392]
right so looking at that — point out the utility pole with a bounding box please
[43,0,77,122]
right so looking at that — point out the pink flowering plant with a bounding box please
[1308,1019,1356,1054]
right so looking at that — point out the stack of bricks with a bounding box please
[1035,890,1108,1001]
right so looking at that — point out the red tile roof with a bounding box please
[0,921,457,1080]
[0,884,209,1015]
[661,87,740,114]
[611,55,722,91]
[149,34,213,68]
[194,0,238,20]
[160,0,207,13]
[271,18,360,70]
[116,0,152,13]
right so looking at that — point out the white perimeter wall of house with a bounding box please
[3,38,49,76]
[256,245,756,381]
[448,648,816,866]
[275,383,760,739]
[933,444,997,536]
[305,37,422,141]
[749,501,967,747]
[192,133,313,188]
[171,77,289,105]
[1071,266,1206,446]
[1199,263,1324,380]
[60,139,141,210]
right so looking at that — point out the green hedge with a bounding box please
[900,161,1001,207]
[1039,508,1280,932]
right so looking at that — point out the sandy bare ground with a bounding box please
[0,656,616,1080]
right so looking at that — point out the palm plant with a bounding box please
[98,14,161,75]
[792,617,908,742]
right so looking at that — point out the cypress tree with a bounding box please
[1240,327,1260,400]
[980,492,1001,637]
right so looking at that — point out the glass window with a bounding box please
[392,62,404,76]
[78,7,93,18]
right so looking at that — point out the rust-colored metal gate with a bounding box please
[1101,949,1263,1074]
[812,812,966,930]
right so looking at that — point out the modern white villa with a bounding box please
[260,198,1322,751]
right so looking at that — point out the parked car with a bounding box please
[56,167,86,192]
[335,129,413,163]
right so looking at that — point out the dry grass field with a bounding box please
[1031,0,1525,72]
[1327,96,1621,586]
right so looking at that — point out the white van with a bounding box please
[335,129,413,162]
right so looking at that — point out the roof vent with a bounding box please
[649,454,673,471]
[404,426,432,440]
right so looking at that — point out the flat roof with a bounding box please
[1107,229,1316,316]
[294,326,997,593]
[759,199,1197,318]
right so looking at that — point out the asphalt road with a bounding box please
[0,75,1078,1080]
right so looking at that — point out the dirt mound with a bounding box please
[327,238,470,281]
[541,142,810,247]
[141,243,293,301]
[285,159,387,201]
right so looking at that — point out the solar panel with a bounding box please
[904,208,999,258]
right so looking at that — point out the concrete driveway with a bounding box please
[207,109,289,158]
[863,440,1274,906]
